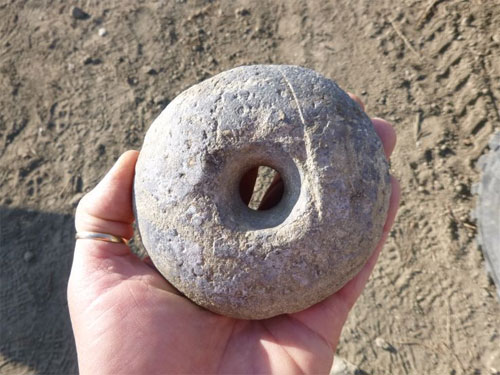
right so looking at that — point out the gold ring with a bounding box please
[75,231,129,245]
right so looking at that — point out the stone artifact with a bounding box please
[134,65,391,319]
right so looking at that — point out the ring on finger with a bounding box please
[75,231,129,245]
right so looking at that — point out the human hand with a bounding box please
[68,93,400,375]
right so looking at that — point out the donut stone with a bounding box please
[134,65,391,319]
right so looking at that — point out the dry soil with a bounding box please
[1,1,499,374]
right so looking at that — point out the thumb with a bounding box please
[74,150,139,257]
[69,150,178,308]
[69,150,140,315]
[70,150,142,296]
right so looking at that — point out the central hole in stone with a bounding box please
[239,166,285,211]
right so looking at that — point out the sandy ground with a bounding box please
[1,1,499,374]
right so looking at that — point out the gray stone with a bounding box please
[23,251,34,263]
[375,337,396,353]
[330,356,364,375]
[70,6,90,21]
[134,65,391,319]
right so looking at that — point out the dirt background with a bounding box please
[1,0,499,374]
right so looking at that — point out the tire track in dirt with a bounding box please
[328,1,500,374]
[420,5,498,163]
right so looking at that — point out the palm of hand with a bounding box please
[72,250,337,374]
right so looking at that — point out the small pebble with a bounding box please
[98,28,107,37]
[127,76,138,86]
[23,251,34,262]
[154,96,167,105]
[331,356,362,375]
[235,8,250,16]
[71,6,90,20]
[142,66,158,75]
[82,56,102,65]
[461,14,474,27]
[375,337,396,352]
[444,104,454,113]
[454,182,467,194]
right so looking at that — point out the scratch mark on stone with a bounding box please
[279,70,307,128]
[279,68,322,220]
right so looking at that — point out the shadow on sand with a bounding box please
[0,206,78,374]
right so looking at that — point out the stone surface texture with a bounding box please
[134,65,391,319]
